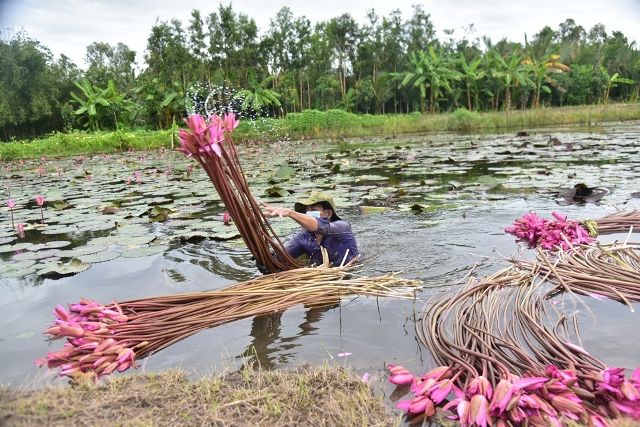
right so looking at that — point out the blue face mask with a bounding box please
[306,211,322,219]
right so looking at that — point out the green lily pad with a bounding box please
[264,186,289,198]
[0,259,36,273]
[276,165,296,180]
[359,206,388,214]
[50,200,71,210]
[59,245,108,258]
[0,237,17,245]
[1,266,37,278]
[121,245,169,258]
[0,242,33,253]
[14,249,61,261]
[37,258,91,277]
[28,241,72,251]
[78,251,121,263]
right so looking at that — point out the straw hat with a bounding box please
[293,190,341,221]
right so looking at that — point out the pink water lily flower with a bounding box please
[34,195,45,206]
[7,199,15,209]
[223,112,239,132]
[17,223,25,239]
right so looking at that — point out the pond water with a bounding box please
[1,122,639,395]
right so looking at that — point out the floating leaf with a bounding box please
[264,186,289,198]
[59,245,108,258]
[50,200,71,210]
[0,242,33,253]
[27,241,72,251]
[37,258,91,277]
[276,165,296,180]
[14,249,61,261]
[121,245,169,258]
[359,206,388,214]
[78,251,121,263]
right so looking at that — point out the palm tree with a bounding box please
[522,36,570,108]
[401,47,462,113]
[458,54,486,111]
[234,75,282,116]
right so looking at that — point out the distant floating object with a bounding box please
[556,183,609,205]
[516,131,529,137]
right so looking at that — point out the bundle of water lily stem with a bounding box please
[177,112,300,272]
[38,112,420,380]
[388,241,640,426]
[39,255,420,380]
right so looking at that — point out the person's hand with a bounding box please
[259,201,292,218]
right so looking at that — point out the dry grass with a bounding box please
[0,364,400,427]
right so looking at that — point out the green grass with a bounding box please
[2,103,639,161]
[0,365,400,427]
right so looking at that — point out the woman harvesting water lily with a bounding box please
[259,190,359,274]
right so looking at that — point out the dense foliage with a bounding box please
[1,7,638,140]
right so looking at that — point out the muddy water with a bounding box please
[1,121,639,392]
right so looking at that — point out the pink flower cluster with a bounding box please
[36,299,139,381]
[505,211,595,250]
[388,364,640,426]
[178,113,239,158]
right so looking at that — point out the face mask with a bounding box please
[306,211,322,218]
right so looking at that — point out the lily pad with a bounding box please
[359,206,388,214]
[27,241,72,251]
[121,245,169,258]
[276,165,296,180]
[78,251,121,263]
[14,249,61,261]
[0,242,33,253]
[37,258,91,277]
[264,186,289,198]
[59,245,108,258]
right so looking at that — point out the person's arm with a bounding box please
[315,219,352,237]
[260,201,319,232]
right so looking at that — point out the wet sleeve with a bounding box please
[285,232,306,259]
[315,219,352,237]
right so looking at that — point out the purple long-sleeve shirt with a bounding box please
[286,218,359,267]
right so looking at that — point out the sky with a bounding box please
[1,0,639,69]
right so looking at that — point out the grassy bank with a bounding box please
[1,103,639,161]
[0,365,398,426]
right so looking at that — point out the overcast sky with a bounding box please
[1,0,639,68]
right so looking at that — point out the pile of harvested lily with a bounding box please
[39,261,420,381]
[505,210,640,250]
[389,252,640,425]
[178,113,300,272]
[516,243,640,307]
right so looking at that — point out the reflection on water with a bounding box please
[1,122,640,389]
[239,303,340,369]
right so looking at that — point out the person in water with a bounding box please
[259,190,359,273]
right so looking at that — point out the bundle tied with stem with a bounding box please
[177,113,300,273]
[39,251,421,381]
[389,248,640,426]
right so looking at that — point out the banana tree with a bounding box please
[401,47,461,113]
[491,50,532,110]
[459,54,486,110]
[600,66,634,103]
[69,79,109,131]
[522,37,570,108]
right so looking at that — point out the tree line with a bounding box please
[1,5,638,140]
